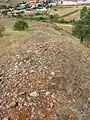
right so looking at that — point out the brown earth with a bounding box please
[0,22,90,120]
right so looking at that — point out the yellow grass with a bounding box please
[0,17,32,48]
[49,5,90,20]
[64,11,80,20]
[48,6,80,16]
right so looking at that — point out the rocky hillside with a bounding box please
[0,22,90,120]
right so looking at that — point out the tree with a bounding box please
[80,6,87,21]
[73,20,90,43]
[73,6,90,45]
[49,14,59,22]
[84,9,90,25]
[0,25,5,37]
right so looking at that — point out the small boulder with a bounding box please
[45,91,50,96]
[40,113,47,118]
[7,101,18,108]
[50,103,54,108]
[50,72,55,76]
[3,117,10,120]
[30,91,39,97]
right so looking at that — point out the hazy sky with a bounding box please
[87,0,90,2]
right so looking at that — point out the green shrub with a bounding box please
[36,16,47,21]
[54,8,57,11]
[80,6,87,21]
[30,15,49,22]
[49,14,59,22]
[35,12,42,15]
[29,15,34,20]
[14,20,29,31]
[60,19,69,24]
[33,16,45,21]
[73,6,90,45]
[60,19,66,23]
[0,25,5,37]
[49,14,54,20]
[59,19,75,24]
[72,20,90,43]
[70,19,75,24]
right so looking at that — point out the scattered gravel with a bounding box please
[0,23,90,120]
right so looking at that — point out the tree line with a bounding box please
[73,6,90,46]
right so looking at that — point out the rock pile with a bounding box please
[0,39,90,120]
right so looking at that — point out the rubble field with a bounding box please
[0,22,90,120]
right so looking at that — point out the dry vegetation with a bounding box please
[64,11,80,20]
[0,0,26,6]
[49,5,90,20]
[48,6,81,16]
[0,15,90,120]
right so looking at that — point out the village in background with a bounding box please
[0,0,90,17]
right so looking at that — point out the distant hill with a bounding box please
[0,0,26,6]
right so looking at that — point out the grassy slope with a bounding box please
[0,17,72,48]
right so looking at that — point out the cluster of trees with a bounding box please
[73,6,90,46]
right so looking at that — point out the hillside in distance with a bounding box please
[0,0,25,6]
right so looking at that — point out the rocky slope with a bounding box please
[0,22,90,120]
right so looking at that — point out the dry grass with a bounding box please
[49,5,90,20]
[48,6,80,16]
[0,17,32,48]
[0,16,74,50]
[55,23,73,34]
[64,11,80,20]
